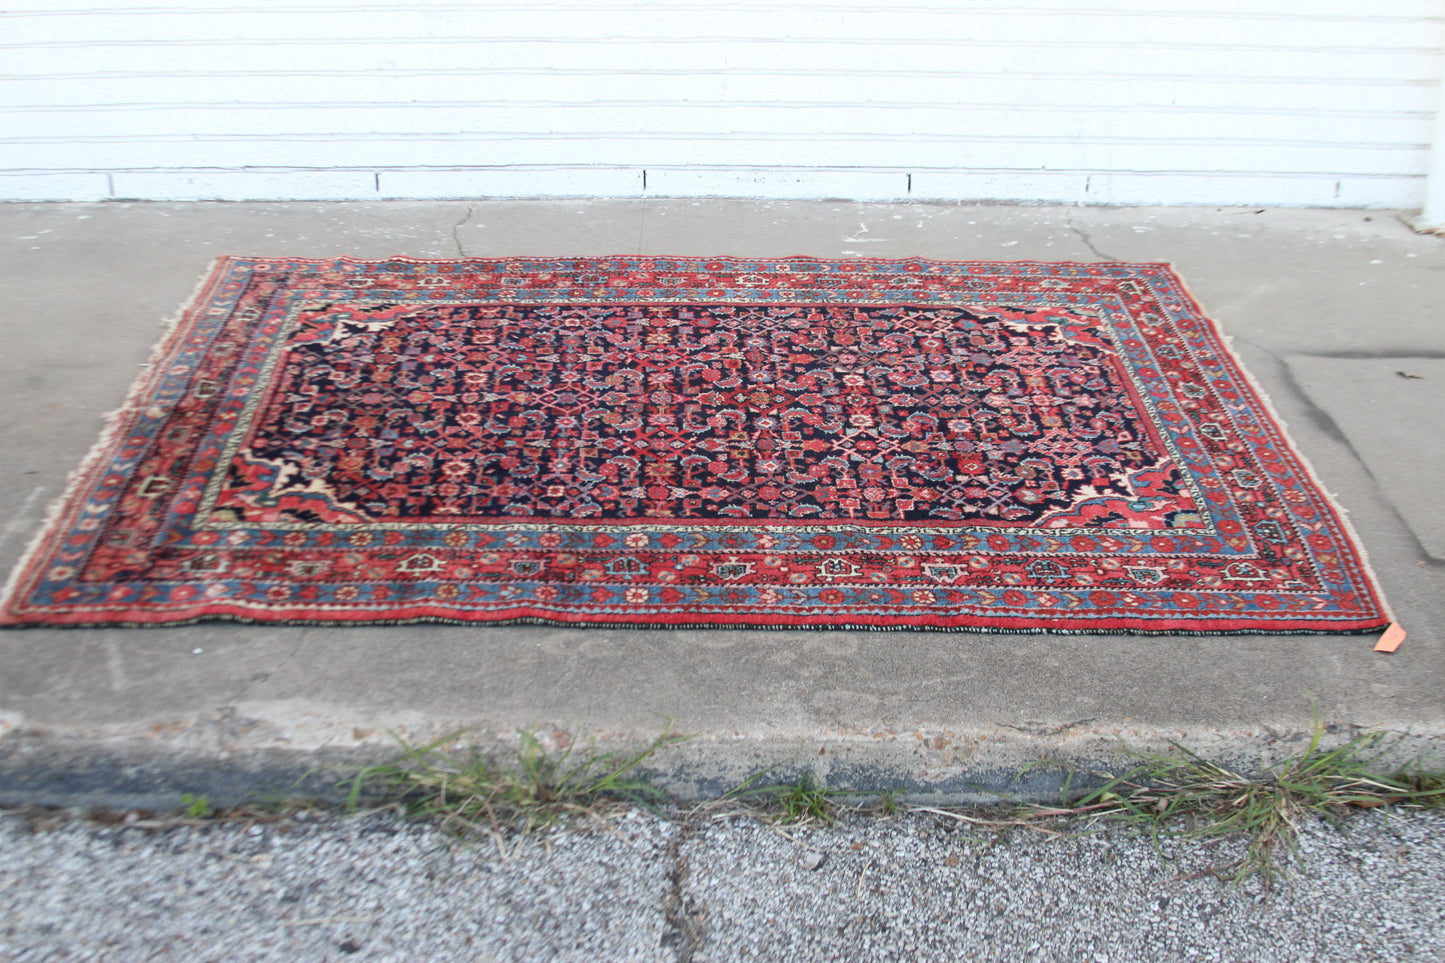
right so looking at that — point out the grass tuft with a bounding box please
[178,793,213,819]
[1051,724,1445,884]
[719,770,901,825]
[740,772,840,824]
[343,723,689,839]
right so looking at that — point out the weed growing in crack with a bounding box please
[179,793,213,819]
[719,771,901,825]
[342,723,690,839]
[1008,723,1445,885]
[750,772,840,824]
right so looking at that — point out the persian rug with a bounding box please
[1,256,1388,633]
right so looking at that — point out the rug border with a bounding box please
[0,255,1391,636]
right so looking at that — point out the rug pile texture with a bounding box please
[0,256,1387,633]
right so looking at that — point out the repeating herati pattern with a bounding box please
[0,256,1388,633]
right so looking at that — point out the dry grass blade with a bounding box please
[909,806,1069,836]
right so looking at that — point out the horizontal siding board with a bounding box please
[5,165,1419,209]
[3,10,1440,49]
[3,75,1437,116]
[0,138,1426,178]
[3,42,1437,85]
[0,105,1430,148]
[11,1,1444,17]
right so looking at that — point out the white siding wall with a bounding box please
[1,0,1441,206]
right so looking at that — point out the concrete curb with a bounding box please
[5,723,1442,811]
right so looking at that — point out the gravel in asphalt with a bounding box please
[2,807,1442,961]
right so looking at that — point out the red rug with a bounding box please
[1,256,1387,633]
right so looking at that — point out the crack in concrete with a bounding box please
[661,823,705,962]
[1064,212,1121,262]
[450,205,475,257]
[997,718,1096,737]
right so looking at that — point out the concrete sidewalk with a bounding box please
[1,199,1441,807]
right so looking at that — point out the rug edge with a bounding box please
[0,610,1392,636]
[0,256,240,623]
[1161,268,1394,626]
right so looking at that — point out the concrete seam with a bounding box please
[1264,347,1441,568]
[661,820,705,962]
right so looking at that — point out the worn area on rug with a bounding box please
[0,256,1388,633]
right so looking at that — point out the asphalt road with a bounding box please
[3,806,1442,962]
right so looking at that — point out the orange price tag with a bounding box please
[1374,623,1407,653]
